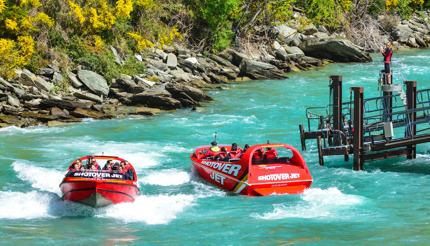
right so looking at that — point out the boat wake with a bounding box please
[12,161,64,195]
[140,169,190,186]
[6,161,216,224]
[252,187,364,220]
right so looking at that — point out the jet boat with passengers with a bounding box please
[60,155,139,207]
[191,143,313,196]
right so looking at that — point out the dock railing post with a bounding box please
[352,87,364,171]
[405,80,417,159]
[330,75,343,145]
[383,72,392,122]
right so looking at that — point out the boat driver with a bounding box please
[264,147,278,160]
[204,141,220,159]
[86,158,101,171]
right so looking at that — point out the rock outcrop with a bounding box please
[300,38,372,62]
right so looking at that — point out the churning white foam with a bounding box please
[0,190,195,224]
[0,191,55,219]
[253,187,363,220]
[0,125,65,135]
[99,194,195,224]
[12,161,64,194]
[140,169,190,186]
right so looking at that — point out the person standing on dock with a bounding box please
[380,42,393,84]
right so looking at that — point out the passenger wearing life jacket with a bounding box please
[120,161,134,180]
[215,147,229,161]
[102,160,113,171]
[264,147,278,160]
[242,144,250,154]
[228,143,242,159]
[380,42,393,84]
[252,148,264,163]
[70,160,84,172]
[204,141,220,159]
[86,158,101,171]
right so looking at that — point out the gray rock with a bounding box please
[284,46,305,56]
[166,53,178,68]
[170,68,193,82]
[300,38,372,62]
[0,77,13,89]
[111,46,123,65]
[50,107,69,118]
[53,72,63,84]
[129,90,181,110]
[275,47,289,61]
[302,23,318,35]
[155,49,168,60]
[134,53,143,62]
[393,24,414,43]
[314,32,330,39]
[68,72,83,88]
[407,37,419,48]
[239,59,287,80]
[25,98,42,107]
[116,75,146,93]
[73,90,103,103]
[226,49,250,67]
[7,95,20,107]
[165,83,211,107]
[77,70,109,96]
[12,87,25,98]
[317,25,328,33]
[40,98,94,110]
[286,33,302,47]
[20,69,54,91]
[184,57,199,65]
[37,67,55,76]
[415,34,427,47]
[134,76,156,87]
[275,25,297,41]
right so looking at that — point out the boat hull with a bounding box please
[191,143,313,196]
[60,179,139,208]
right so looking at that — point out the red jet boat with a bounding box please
[191,143,312,196]
[60,155,139,207]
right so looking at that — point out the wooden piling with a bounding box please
[352,87,364,171]
[405,80,417,159]
[330,75,343,145]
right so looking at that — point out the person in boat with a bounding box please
[215,147,229,161]
[252,148,264,163]
[380,42,393,84]
[120,161,134,180]
[228,143,242,160]
[70,160,84,172]
[204,141,220,159]
[102,160,113,171]
[111,162,121,172]
[263,147,278,161]
[242,144,250,154]
[86,158,101,171]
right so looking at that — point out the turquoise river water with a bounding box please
[1,50,430,245]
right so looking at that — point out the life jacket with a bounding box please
[216,152,228,161]
[229,150,242,159]
[384,48,392,63]
[205,148,219,159]
[253,151,263,161]
[210,146,220,152]
[264,149,278,159]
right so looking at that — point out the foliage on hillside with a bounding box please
[0,0,429,80]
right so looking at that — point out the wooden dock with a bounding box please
[299,74,430,170]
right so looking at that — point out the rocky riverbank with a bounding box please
[1,12,430,128]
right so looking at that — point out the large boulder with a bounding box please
[275,25,297,42]
[20,69,54,92]
[392,24,414,43]
[239,59,287,80]
[165,53,178,68]
[300,38,372,62]
[165,83,211,107]
[129,90,181,110]
[77,70,109,96]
